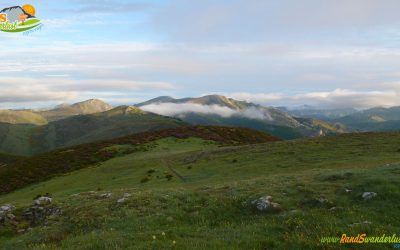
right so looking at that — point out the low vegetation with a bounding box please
[0,130,399,249]
[0,126,279,194]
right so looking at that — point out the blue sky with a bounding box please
[1,0,400,109]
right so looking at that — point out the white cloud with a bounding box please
[140,103,273,120]
[227,87,400,109]
[141,103,237,118]
[0,77,175,104]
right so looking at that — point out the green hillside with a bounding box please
[0,126,278,194]
[0,152,23,167]
[181,113,303,139]
[0,106,186,156]
[0,123,37,155]
[0,131,399,249]
[0,110,47,125]
[333,106,400,131]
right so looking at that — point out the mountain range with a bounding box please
[0,94,371,156]
[288,105,400,132]
[137,95,343,139]
[0,96,399,249]
[0,101,185,155]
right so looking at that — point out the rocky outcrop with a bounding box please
[252,196,282,212]
[362,192,377,200]
[0,204,16,225]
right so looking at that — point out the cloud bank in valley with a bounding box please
[140,103,273,121]
[227,86,400,109]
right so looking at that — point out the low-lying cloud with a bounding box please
[228,87,400,109]
[140,103,273,121]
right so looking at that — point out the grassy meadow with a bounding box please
[0,132,400,249]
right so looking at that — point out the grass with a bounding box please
[0,131,400,249]
[0,126,278,194]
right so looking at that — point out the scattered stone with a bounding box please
[123,193,131,198]
[17,229,25,234]
[329,207,337,211]
[251,196,282,212]
[6,213,16,220]
[0,204,15,213]
[22,205,62,224]
[99,192,112,199]
[362,192,377,200]
[345,188,352,193]
[117,198,126,204]
[33,196,52,206]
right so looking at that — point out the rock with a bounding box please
[167,216,174,222]
[0,204,15,213]
[362,192,377,200]
[6,213,16,220]
[123,193,131,198]
[22,202,62,224]
[117,198,126,204]
[345,188,352,193]
[252,196,282,212]
[33,196,52,206]
[99,192,112,199]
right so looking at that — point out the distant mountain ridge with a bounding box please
[0,104,185,155]
[0,99,113,125]
[39,99,113,122]
[137,95,343,138]
[0,95,347,155]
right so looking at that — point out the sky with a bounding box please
[1,0,400,109]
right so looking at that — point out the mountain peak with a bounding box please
[40,99,114,122]
[137,94,251,110]
[68,99,113,113]
[101,105,145,117]
[187,95,250,110]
